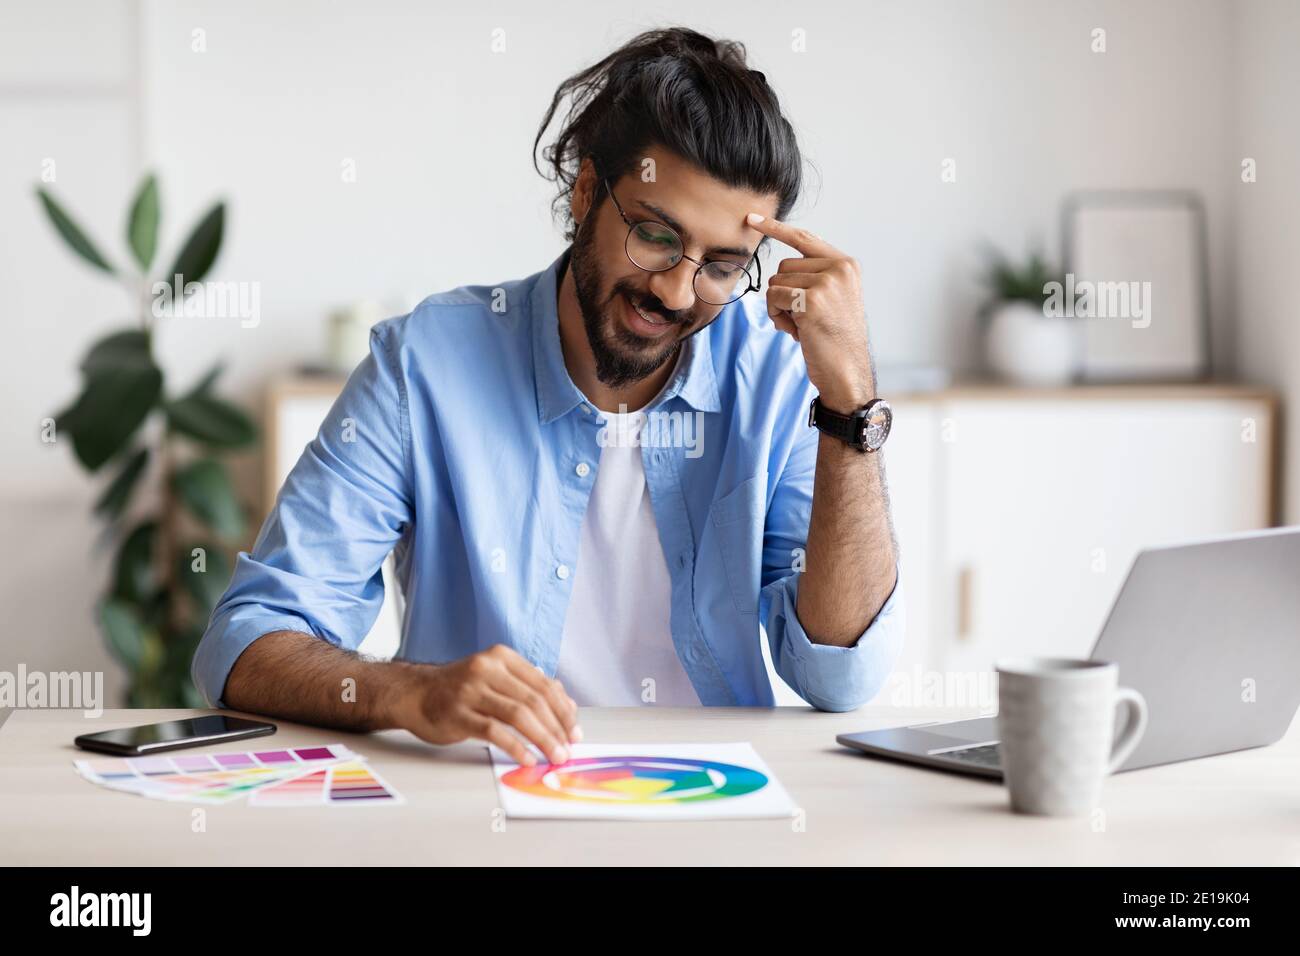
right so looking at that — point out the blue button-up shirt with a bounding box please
[193,251,904,712]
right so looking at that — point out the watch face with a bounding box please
[860,400,892,451]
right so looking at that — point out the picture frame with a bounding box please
[1061,190,1211,381]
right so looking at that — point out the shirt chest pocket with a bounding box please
[706,473,768,617]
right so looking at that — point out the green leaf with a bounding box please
[59,329,160,470]
[173,459,245,537]
[57,362,163,471]
[35,188,114,274]
[166,393,255,448]
[176,542,232,613]
[61,329,161,470]
[100,599,147,668]
[186,361,225,397]
[127,174,160,271]
[113,521,158,604]
[94,446,150,519]
[980,244,1064,308]
[80,328,152,376]
[165,202,224,287]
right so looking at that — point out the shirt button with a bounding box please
[556,564,570,580]
[575,462,590,478]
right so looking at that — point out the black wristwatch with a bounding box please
[807,396,893,452]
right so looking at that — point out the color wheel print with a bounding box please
[501,755,768,804]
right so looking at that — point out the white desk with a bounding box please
[1,707,1296,866]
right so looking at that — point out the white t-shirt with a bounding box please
[555,367,699,707]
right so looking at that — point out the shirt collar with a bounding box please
[652,323,721,415]
[530,249,587,424]
[530,247,722,425]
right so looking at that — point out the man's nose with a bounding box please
[647,266,697,313]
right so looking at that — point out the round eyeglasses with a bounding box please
[602,180,762,306]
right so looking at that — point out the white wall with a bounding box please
[1234,0,1300,522]
[1,0,142,701]
[135,0,1241,401]
[0,0,1290,704]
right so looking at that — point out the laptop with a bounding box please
[837,527,1300,779]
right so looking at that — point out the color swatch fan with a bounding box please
[74,743,402,806]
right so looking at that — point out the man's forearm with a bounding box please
[745,213,899,645]
[796,429,898,647]
[223,630,422,732]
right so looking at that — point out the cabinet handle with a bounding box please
[957,565,974,641]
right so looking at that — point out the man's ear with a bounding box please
[571,158,598,227]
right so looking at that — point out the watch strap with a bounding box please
[807,397,863,446]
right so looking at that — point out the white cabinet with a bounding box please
[878,400,940,676]
[887,386,1276,679]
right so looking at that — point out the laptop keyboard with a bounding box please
[942,743,1002,768]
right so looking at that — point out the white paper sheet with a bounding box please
[488,742,798,821]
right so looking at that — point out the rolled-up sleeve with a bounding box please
[763,566,905,712]
[192,322,413,707]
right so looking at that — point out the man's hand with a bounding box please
[745,213,875,411]
[223,633,581,764]
[394,644,582,767]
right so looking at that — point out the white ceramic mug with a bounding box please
[996,658,1148,816]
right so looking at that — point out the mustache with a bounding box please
[612,282,691,327]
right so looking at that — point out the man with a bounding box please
[193,28,903,769]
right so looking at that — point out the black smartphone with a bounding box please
[74,715,277,756]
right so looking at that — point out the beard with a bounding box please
[568,212,696,389]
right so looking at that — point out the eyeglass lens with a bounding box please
[625,222,752,305]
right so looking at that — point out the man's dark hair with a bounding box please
[534,28,803,242]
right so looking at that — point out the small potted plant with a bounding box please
[978,247,1077,387]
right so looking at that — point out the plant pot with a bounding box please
[984,302,1079,387]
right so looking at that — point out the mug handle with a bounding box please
[1107,686,1149,774]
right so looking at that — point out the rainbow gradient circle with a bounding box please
[502,755,768,804]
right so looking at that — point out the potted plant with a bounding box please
[36,175,255,707]
[978,247,1078,387]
